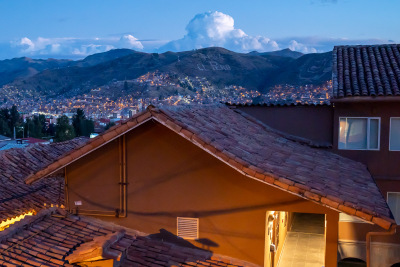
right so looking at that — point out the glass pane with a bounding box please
[388,193,400,224]
[390,118,400,151]
[369,119,379,149]
[339,118,367,149]
[338,118,347,149]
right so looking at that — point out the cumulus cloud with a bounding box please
[288,40,317,53]
[7,34,144,59]
[117,35,144,50]
[1,11,396,60]
[276,37,394,54]
[160,11,279,53]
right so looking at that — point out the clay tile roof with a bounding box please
[0,208,256,267]
[333,44,400,99]
[25,105,395,229]
[0,138,88,223]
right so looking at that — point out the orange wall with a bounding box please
[66,139,120,213]
[66,121,339,266]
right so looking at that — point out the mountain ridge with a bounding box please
[1,47,332,98]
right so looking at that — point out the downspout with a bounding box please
[118,135,128,218]
[122,134,127,217]
[366,225,396,267]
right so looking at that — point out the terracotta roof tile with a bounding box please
[24,105,395,229]
[333,44,400,99]
[0,209,257,267]
[0,138,87,223]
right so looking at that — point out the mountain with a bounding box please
[248,48,304,59]
[2,47,332,98]
[0,57,72,86]
[74,49,138,67]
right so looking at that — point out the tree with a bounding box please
[72,109,85,136]
[0,106,21,138]
[10,105,20,131]
[55,115,75,142]
[0,119,10,137]
[72,109,94,137]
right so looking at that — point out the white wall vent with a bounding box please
[177,217,199,239]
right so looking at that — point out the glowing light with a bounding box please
[0,210,35,231]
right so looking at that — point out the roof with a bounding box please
[0,143,29,151]
[332,44,400,100]
[0,135,11,142]
[25,105,395,229]
[22,137,49,144]
[0,138,87,223]
[0,208,257,267]
[225,101,331,107]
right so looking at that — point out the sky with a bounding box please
[0,0,399,59]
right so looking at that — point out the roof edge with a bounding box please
[331,96,400,103]
[24,105,396,230]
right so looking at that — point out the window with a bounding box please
[388,193,400,224]
[339,117,380,150]
[177,217,198,239]
[390,118,400,151]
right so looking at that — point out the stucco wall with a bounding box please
[66,121,339,266]
[333,102,400,180]
[237,105,333,145]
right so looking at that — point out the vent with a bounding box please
[177,217,199,239]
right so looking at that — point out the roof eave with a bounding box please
[331,96,400,103]
[24,106,396,230]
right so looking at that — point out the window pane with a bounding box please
[388,193,400,224]
[369,119,379,149]
[339,118,367,149]
[390,118,400,151]
[338,118,347,149]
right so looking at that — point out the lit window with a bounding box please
[338,117,380,150]
[387,192,400,224]
[390,118,400,151]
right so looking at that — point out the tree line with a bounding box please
[0,106,94,142]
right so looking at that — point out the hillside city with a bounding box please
[0,71,332,133]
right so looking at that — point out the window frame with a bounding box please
[338,117,381,151]
[389,117,400,151]
[387,192,400,224]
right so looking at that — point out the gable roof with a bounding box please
[332,44,400,100]
[25,105,395,229]
[0,208,257,266]
[0,138,87,223]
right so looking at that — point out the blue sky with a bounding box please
[0,0,399,59]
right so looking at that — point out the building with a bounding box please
[25,105,395,267]
[231,44,400,266]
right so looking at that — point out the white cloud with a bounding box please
[7,34,144,59]
[160,11,279,53]
[117,35,144,50]
[277,37,394,54]
[1,11,396,60]
[288,40,317,53]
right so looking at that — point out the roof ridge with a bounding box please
[23,105,396,230]
[0,207,58,243]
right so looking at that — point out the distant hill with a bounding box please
[248,48,304,59]
[2,47,332,98]
[0,57,72,86]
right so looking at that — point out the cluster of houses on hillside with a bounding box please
[0,44,399,267]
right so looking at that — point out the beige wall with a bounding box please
[66,121,339,266]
